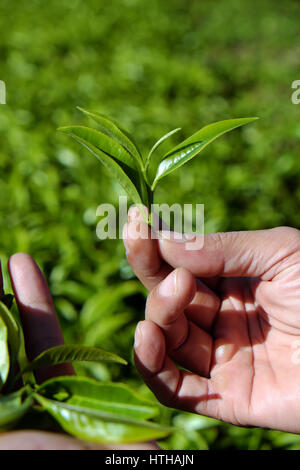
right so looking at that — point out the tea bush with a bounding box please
[0,0,300,449]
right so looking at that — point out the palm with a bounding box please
[208,275,300,432]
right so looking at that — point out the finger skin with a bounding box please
[123,206,171,291]
[145,268,196,351]
[158,226,300,280]
[185,278,220,331]
[134,320,220,418]
[8,253,74,382]
[0,431,88,450]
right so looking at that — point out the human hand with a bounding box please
[124,207,300,433]
[0,253,158,450]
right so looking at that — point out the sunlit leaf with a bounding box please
[173,412,221,431]
[0,388,33,429]
[0,317,9,390]
[151,117,258,189]
[58,127,143,205]
[35,392,172,443]
[146,128,181,180]
[22,345,127,373]
[0,301,20,366]
[77,107,143,168]
[59,125,138,171]
[38,376,159,420]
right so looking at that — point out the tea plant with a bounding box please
[0,294,172,443]
[59,108,258,217]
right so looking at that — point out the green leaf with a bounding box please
[22,345,127,374]
[0,301,20,365]
[151,117,258,189]
[0,316,9,390]
[58,125,138,172]
[146,127,181,171]
[35,392,172,443]
[0,388,33,429]
[58,127,143,205]
[0,301,21,391]
[77,107,143,168]
[38,376,159,420]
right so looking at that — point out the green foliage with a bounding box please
[0,0,300,449]
[151,117,258,189]
[0,317,9,390]
[58,125,144,206]
[0,388,33,429]
[35,393,171,444]
[59,113,257,207]
[0,298,171,443]
[21,344,127,374]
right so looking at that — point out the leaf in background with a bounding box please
[0,316,9,390]
[77,107,143,168]
[57,128,143,205]
[84,312,132,346]
[173,412,221,431]
[38,376,159,420]
[151,117,258,189]
[80,280,142,329]
[35,393,172,443]
[0,388,33,429]
[22,345,127,374]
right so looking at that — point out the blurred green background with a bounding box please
[1,0,300,449]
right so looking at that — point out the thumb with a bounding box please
[158,226,300,280]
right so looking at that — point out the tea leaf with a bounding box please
[80,280,142,329]
[84,312,133,346]
[77,107,143,168]
[0,388,33,429]
[38,376,159,420]
[146,127,181,172]
[0,294,14,310]
[0,301,20,366]
[0,317,9,390]
[151,117,258,189]
[58,127,143,205]
[58,125,138,172]
[22,345,127,373]
[35,393,173,443]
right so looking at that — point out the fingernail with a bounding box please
[128,206,142,222]
[134,322,143,348]
[158,269,178,297]
[158,231,196,243]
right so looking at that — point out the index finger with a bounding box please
[134,320,220,418]
[123,206,171,290]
